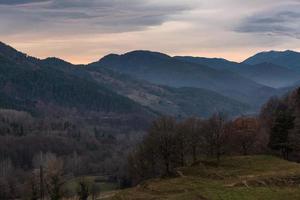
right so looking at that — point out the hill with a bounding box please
[91,50,276,106]
[0,42,156,133]
[110,155,300,200]
[174,56,242,71]
[235,62,300,88]
[243,50,300,72]
[88,67,251,117]
[0,50,145,115]
[175,56,300,88]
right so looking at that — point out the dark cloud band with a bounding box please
[0,0,193,35]
[235,2,300,39]
[0,0,48,5]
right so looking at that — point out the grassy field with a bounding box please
[63,175,119,198]
[109,155,300,200]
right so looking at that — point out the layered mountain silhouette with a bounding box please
[87,66,250,118]
[0,42,250,119]
[174,56,242,71]
[176,56,300,88]
[0,41,299,121]
[91,51,279,106]
[243,50,300,72]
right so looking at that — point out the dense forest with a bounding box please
[0,108,144,199]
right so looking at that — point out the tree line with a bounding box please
[127,113,261,185]
[127,88,300,185]
[0,109,142,199]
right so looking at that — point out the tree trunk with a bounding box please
[192,146,197,164]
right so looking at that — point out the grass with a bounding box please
[63,175,119,198]
[109,155,300,200]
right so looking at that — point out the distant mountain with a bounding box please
[90,50,277,106]
[0,42,251,121]
[176,55,300,88]
[1,42,295,119]
[235,62,300,88]
[88,67,251,118]
[174,56,241,71]
[243,50,300,72]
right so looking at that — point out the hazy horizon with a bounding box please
[1,0,300,64]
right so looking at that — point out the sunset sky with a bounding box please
[1,0,300,64]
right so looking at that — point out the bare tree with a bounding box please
[203,113,229,164]
[43,154,64,200]
[177,117,203,164]
[231,117,260,155]
[149,116,177,176]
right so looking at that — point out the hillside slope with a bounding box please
[91,51,277,106]
[0,42,156,134]
[88,67,251,117]
[110,156,300,200]
[0,52,145,115]
[235,63,300,88]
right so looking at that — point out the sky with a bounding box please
[1,0,300,64]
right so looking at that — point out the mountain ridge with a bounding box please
[0,42,251,119]
[91,50,278,107]
[243,50,300,72]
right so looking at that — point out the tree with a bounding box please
[0,158,16,200]
[290,88,300,156]
[90,182,101,200]
[77,180,90,200]
[27,173,39,200]
[147,116,177,176]
[43,154,64,200]
[268,106,294,160]
[177,118,203,164]
[259,97,282,150]
[128,116,178,183]
[203,113,229,164]
[231,117,259,155]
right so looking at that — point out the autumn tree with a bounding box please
[43,154,64,200]
[231,117,259,155]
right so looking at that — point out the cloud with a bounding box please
[235,1,300,39]
[0,0,195,36]
[2,0,300,64]
[0,0,49,5]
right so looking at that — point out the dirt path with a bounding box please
[97,191,119,199]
